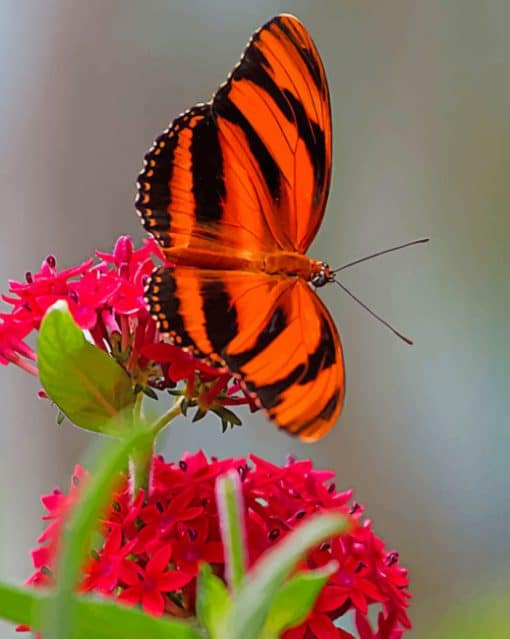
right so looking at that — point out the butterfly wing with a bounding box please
[214,13,332,252]
[136,14,331,255]
[147,267,344,440]
[136,104,278,256]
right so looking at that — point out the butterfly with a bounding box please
[136,14,344,441]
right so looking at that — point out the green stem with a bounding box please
[150,395,185,436]
[129,392,149,496]
[133,389,144,423]
[129,395,185,496]
[130,442,154,496]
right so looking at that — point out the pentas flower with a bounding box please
[3,256,96,328]
[0,316,37,374]
[24,452,411,638]
[355,610,405,639]
[117,544,194,615]
[1,236,250,424]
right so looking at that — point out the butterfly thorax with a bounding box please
[263,252,332,286]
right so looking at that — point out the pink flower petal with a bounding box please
[146,544,173,576]
[157,570,194,592]
[118,586,142,606]
[142,589,165,616]
[309,613,338,639]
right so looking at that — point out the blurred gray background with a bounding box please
[1,1,509,637]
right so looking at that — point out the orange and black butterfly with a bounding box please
[136,14,344,441]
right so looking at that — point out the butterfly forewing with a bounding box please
[137,105,275,255]
[137,14,331,257]
[213,13,332,252]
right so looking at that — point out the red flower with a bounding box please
[137,488,203,552]
[38,465,88,553]
[118,544,193,615]
[4,255,95,328]
[1,236,248,423]
[64,268,121,329]
[171,519,224,574]
[141,342,219,385]
[106,487,146,539]
[81,526,136,594]
[96,236,160,316]
[23,453,411,638]
[0,317,37,374]
[355,610,405,639]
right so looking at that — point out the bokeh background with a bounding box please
[1,1,509,637]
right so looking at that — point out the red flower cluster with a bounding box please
[25,452,411,639]
[0,236,250,419]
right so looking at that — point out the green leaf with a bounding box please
[0,581,42,626]
[212,406,242,430]
[68,595,203,639]
[260,563,338,639]
[192,407,207,422]
[227,512,349,639]
[44,426,153,639]
[181,397,190,415]
[215,471,247,593]
[196,564,231,639]
[0,582,202,639]
[38,301,134,434]
[142,385,158,400]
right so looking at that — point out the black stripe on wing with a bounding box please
[293,390,341,438]
[136,104,227,248]
[190,112,226,224]
[282,89,328,207]
[296,313,336,384]
[200,279,239,353]
[226,306,287,369]
[213,90,282,203]
[136,124,180,249]
[145,266,200,353]
[274,15,327,95]
[249,312,338,411]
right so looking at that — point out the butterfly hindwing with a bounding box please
[147,266,344,440]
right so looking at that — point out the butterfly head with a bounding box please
[310,261,335,288]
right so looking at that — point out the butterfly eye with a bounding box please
[311,262,334,288]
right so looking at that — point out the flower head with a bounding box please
[1,236,249,427]
[24,453,411,638]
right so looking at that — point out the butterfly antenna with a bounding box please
[334,280,413,345]
[333,237,429,274]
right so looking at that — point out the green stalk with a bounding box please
[129,395,185,495]
[150,395,185,436]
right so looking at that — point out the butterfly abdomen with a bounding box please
[162,246,327,282]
